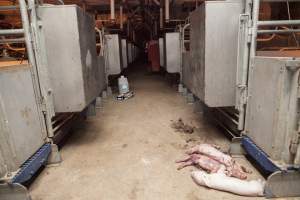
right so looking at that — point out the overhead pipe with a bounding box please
[110,0,115,20]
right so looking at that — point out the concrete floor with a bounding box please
[30,64,295,200]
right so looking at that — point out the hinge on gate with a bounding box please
[238,84,248,105]
[40,96,47,112]
[247,26,252,43]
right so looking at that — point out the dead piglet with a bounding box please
[186,144,249,179]
[186,144,233,167]
[176,154,223,173]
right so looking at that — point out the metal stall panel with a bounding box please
[165,32,180,73]
[39,5,101,113]
[187,1,243,107]
[0,65,46,176]
[97,56,106,92]
[105,34,123,75]
[159,37,165,67]
[182,52,192,90]
[121,39,128,68]
[127,42,133,64]
[245,57,300,164]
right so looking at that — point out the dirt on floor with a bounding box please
[29,64,296,200]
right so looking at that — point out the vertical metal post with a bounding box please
[237,0,260,131]
[236,0,252,130]
[103,29,110,88]
[110,0,115,20]
[18,0,49,137]
[180,23,190,84]
[241,0,260,131]
[179,25,183,83]
[165,0,169,21]
[18,0,36,70]
[28,0,55,137]
[160,7,163,29]
[249,0,260,59]
[120,4,123,29]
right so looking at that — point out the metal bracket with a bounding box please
[106,86,112,97]
[0,183,31,200]
[264,170,300,198]
[193,100,204,114]
[178,83,184,93]
[229,137,246,155]
[95,97,103,108]
[285,60,300,71]
[47,144,62,165]
[85,100,97,117]
[186,93,195,104]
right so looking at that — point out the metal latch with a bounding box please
[285,60,300,71]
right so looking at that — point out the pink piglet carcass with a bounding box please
[186,144,233,166]
[176,154,223,173]
[186,144,248,179]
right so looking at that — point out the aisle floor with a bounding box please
[30,64,268,200]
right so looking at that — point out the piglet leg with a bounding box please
[175,156,192,163]
[177,161,194,170]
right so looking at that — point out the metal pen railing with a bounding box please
[0,0,55,138]
[236,0,300,131]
